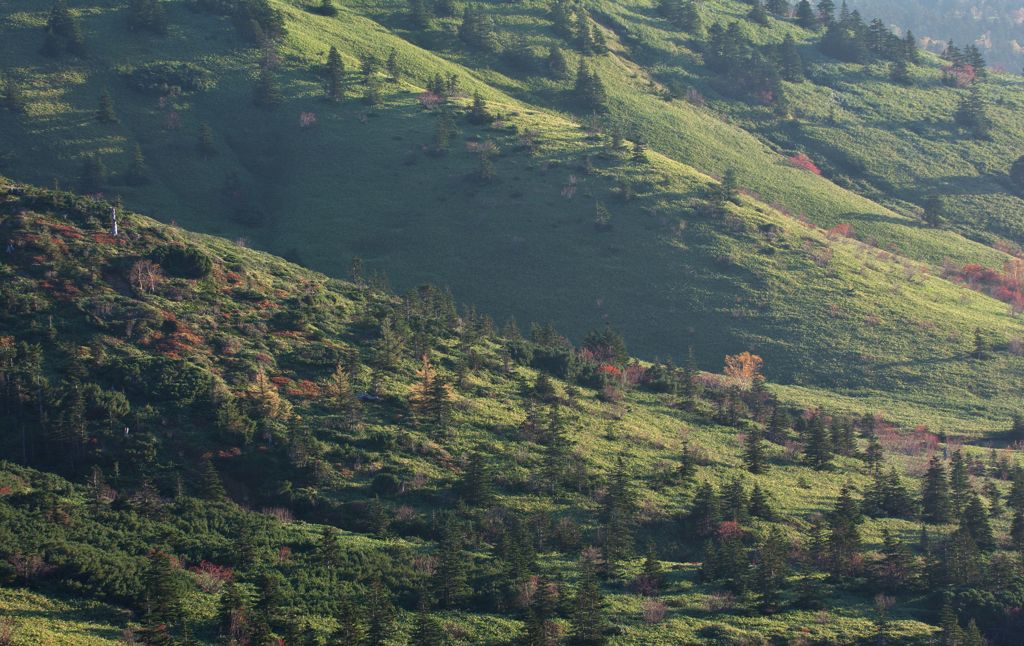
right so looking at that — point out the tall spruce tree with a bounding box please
[779,33,805,83]
[921,455,952,524]
[794,0,816,28]
[949,450,970,516]
[327,46,346,101]
[433,516,471,607]
[364,577,398,646]
[753,528,788,614]
[570,553,608,645]
[4,76,26,113]
[126,143,148,186]
[743,426,769,474]
[828,483,863,578]
[459,449,493,506]
[96,87,117,123]
[803,411,833,471]
[409,595,443,646]
[960,492,994,550]
[253,68,282,106]
[600,457,637,579]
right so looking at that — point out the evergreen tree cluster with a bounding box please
[41,0,85,57]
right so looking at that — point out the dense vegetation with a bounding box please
[3,0,1024,644]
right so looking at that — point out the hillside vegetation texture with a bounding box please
[2,0,1024,644]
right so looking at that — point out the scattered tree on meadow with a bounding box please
[96,87,118,124]
[327,46,346,101]
[126,143,148,186]
[253,68,282,106]
[128,0,168,35]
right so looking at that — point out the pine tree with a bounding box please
[574,60,607,111]
[794,0,816,28]
[939,597,963,645]
[318,0,338,17]
[96,87,118,123]
[748,482,776,520]
[233,517,258,567]
[217,579,246,633]
[459,450,493,506]
[641,540,666,589]
[779,33,805,83]
[904,31,921,64]
[126,143,148,186]
[631,140,649,165]
[80,155,107,192]
[468,90,491,125]
[318,526,343,568]
[827,483,863,578]
[426,373,454,424]
[766,0,790,15]
[803,411,833,471]
[743,426,769,474]
[983,480,1004,518]
[365,577,397,646]
[921,456,952,524]
[542,403,573,494]
[921,193,946,229]
[197,123,217,156]
[128,0,168,35]
[409,595,443,646]
[198,459,226,501]
[253,68,282,106]
[691,479,721,535]
[142,550,183,628]
[253,569,285,636]
[433,516,471,607]
[327,46,346,101]
[678,440,697,488]
[409,0,433,29]
[4,76,26,113]
[720,476,750,523]
[547,47,570,78]
[362,76,382,106]
[753,528,788,614]
[890,56,912,85]
[600,457,637,579]
[432,109,457,151]
[335,586,364,645]
[972,327,990,360]
[960,492,994,550]
[1010,507,1024,551]
[386,48,400,82]
[748,2,770,27]
[948,450,969,516]
[570,553,608,645]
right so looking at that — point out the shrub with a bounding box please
[150,245,213,278]
[789,154,821,175]
[126,63,215,96]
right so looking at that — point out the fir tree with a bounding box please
[233,517,258,567]
[631,140,649,165]
[641,540,666,590]
[766,0,789,15]
[890,56,911,85]
[720,476,750,523]
[335,586,364,646]
[921,193,946,229]
[142,550,183,628]
[432,109,457,151]
[827,483,863,578]
[574,60,607,111]
[96,87,118,124]
[779,33,805,83]
[128,0,168,35]
[126,143,148,186]
[370,496,390,537]
[794,0,816,28]
[433,516,471,607]
[364,577,398,646]
[691,479,721,535]
[362,76,383,106]
[748,2,769,27]
[80,155,107,192]
[318,0,338,17]
[921,455,952,524]
[743,426,769,474]
[198,459,226,501]
[4,76,26,113]
[1010,507,1024,551]
[817,0,836,24]
[570,553,608,645]
[547,47,570,78]
[960,492,994,550]
[217,579,246,633]
[600,457,637,579]
[253,68,282,107]
[386,48,400,82]
[948,450,970,516]
[678,440,697,489]
[318,525,343,568]
[409,595,443,646]
[972,327,990,360]
[327,46,346,101]
[409,0,433,29]
[748,482,776,520]
[903,31,921,64]
[197,123,217,156]
[468,90,491,125]
[983,480,1004,518]
[753,528,788,614]
[459,450,493,506]
[803,411,833,471]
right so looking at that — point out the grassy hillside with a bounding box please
[4,176,1022,645]
[3,0,1024,386]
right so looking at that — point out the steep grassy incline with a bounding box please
[2,0,1024,402]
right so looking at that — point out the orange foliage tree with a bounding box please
[724,352,763,389]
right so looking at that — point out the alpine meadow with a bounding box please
[4,0,1024,645]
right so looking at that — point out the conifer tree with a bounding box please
[641,540,666,590]
[432,109,457,151]
[427,373,454,424]
[459,449,493,506]
[97,87,118,124]
[753,528,788,614]
[547,47,570,78]
[80,155,107,192]
[574,60,607,111]
[803,411,833,471]
[318,0,338,17]
[631,140,649,165]
[128,0,168,35]
[766,0,789,15]
[890,56,912,85]
[960,492,994,551]
[362,76,383,106]
[197,123,217,156]
[335,586,364,645]
[779,33,805,83]
[827,483,863,578]
[542,403,573,494]
[982,479,1003,518]
[794,0,816,28]
[748,2,769,27]
[365,577,398,646]
[678,440,697,488]
[921,455,952,524]
[142,550,183,629]
[570,553,608,645]
[743,426,769,474]
[126,143,148,186]
[409,0,433,29]
[318,525,344,568]
[939,597,963,645]
[1011,507,1024,551]
[327,46,346,101]
[903,31,920,64]
[198,459,226,501]
[253,68,282,107]
[468,90,491,125]
[921,193,946,229]
[433,516,471,607]
[748,482,776,520]
[409,595,443,646]
[600,457,637,579]
[233,517,258,566]
[720,476,750,523]
[217,579,246,633]
[691,479,721,535]
[4,76,26,113]
[948,450,970,515]
[972,327,990,360]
